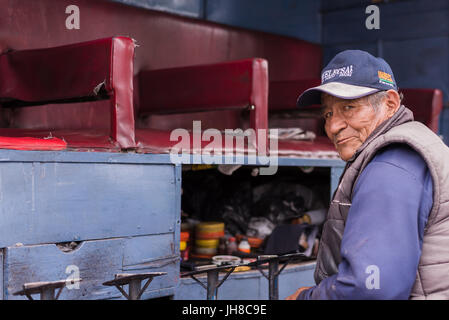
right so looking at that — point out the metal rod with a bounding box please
[256,266,268,280]
[115,285,130,300]
[190,275,207,290]
[206,270,219,300]
[276,259,289,277]
[54,286,64,300]
[268,259,279,300]
[136,278,154,300]
[40,288,55,300]
[216,267,236,289]
[128,280,142,300]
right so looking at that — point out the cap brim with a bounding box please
[296,82,380,108]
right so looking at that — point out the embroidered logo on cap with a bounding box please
[321,65,353,83]
[378,71,394,87]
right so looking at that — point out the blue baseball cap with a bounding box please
[296,50,398,107]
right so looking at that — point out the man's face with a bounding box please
[321,93,390,161]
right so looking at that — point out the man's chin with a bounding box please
[337,149,356,161]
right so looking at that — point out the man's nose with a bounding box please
[327,113,347,137]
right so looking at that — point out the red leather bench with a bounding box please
[136,58,268,155]
[0,36,135,151]
[267,78,339,158]
[399,88,443,133]
[2,4,324,155]
[127,10,322,157]
[266,84,444,158]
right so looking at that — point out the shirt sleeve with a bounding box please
[297,152,432,300]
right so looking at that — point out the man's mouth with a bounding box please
[336,137,355,145]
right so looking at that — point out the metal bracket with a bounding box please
[13,278,82,300]
[181,264,238,300]
[248,253,309,300]
[103,272,166,300]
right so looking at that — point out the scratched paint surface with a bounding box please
[5,235,178,300]
[0,162,177,247]
[174,262,316,300]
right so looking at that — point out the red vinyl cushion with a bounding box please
[0,36,136,150]
[400,88,443,133]
[1,0,323,82]
[0,128,112,151]
[135,128,258,155]
[269,78,321,111]
[137,59,268,154]
[0,136,66,151]
[275,137,338,159]
[1,1,324,154]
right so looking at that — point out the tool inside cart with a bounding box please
[180,165,327,273]
[181,253,311,300]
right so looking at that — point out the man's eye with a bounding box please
[343,105,354,111]
[323,111,332,119]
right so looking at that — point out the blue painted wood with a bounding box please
[440,108,449,145]
[5,239,125,300]
[324,10,448,45]
[0,149,173,164]
[121,235,180,295]
[205,0,322,43]
[322,1,449,143]
[0,161,177,246]
[321,0,372,12]
[323,43,378,65]
[322,0,449,13]
[174,262,316,300]
[323,1,449,45]
[277,263,316,299]
[4,235,178,300]
[383,37,449,101]
[179,154,344,168]
[0,149,345,168]
[109,0,203,18]
[122,234,176,268]
[331,166,344,199]
[0,148,341,300]
[173,164,182,277]
[0,251,3,300]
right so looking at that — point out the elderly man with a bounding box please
[287,50,449,300]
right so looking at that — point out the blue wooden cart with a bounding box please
[0,149,343,299]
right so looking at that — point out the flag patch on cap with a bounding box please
[378,71,394,86]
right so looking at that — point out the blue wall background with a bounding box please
[110,0,322,43]
[321,0,449,142]
[110,0,449,142]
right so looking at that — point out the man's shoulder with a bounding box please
[370,143,428,181]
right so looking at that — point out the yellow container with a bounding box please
[196,222,224,233]
[195,238,219,248]
[195,246,217,255]
[180,240,187,251]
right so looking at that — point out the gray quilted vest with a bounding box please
[314,105,449,299]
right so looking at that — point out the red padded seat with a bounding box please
[136,58,268,156]
[0,37,136,151]
[400,88,443,133]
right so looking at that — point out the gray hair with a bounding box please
[366,90,404,111]
[321,90,404,112]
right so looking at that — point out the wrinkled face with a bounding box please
[321,93,391,161]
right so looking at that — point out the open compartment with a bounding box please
[179,163,333,272]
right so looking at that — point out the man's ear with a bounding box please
[384,89,401,118]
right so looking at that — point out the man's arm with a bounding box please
[296,147,433,299]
